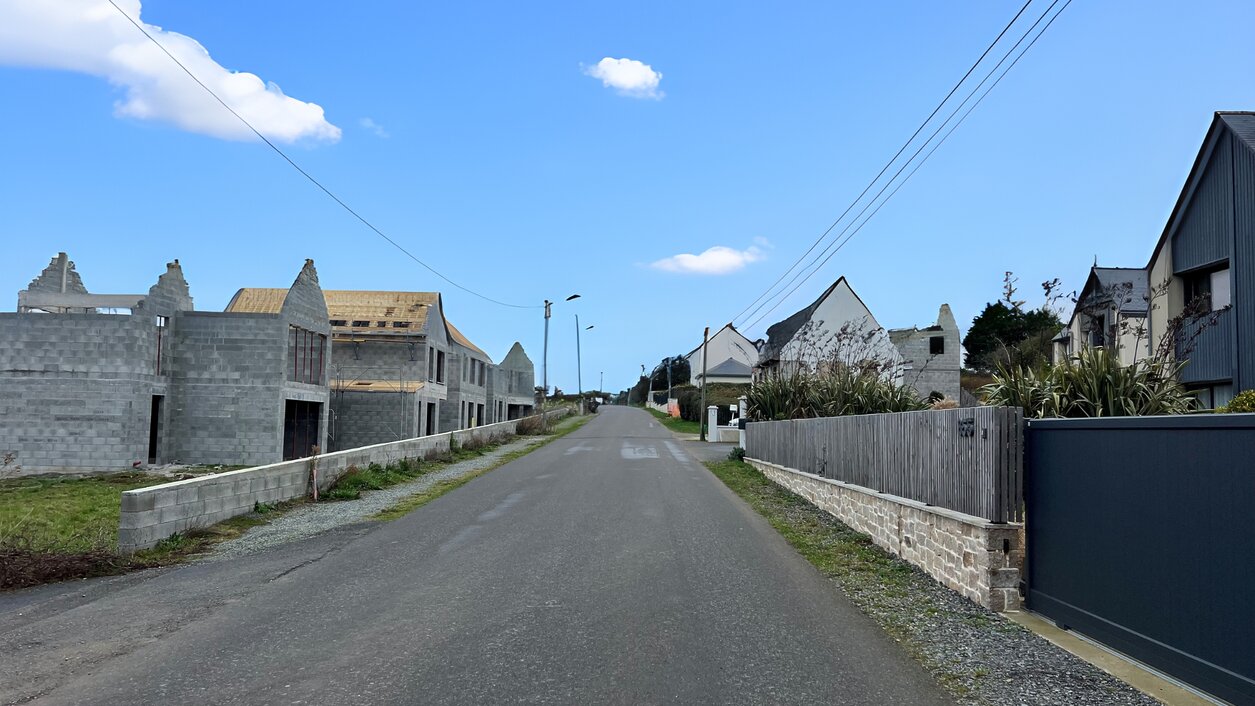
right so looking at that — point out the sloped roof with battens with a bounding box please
[226,288,439,334]
[445,320,488,358]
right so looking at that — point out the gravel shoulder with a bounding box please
[207,434,546,561]
[704,458,1161,706]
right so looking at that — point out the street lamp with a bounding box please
[543,293,581,397]
[576,316,593,397]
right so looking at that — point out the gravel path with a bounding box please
[763,486,1161,706]
[207,435,544,560]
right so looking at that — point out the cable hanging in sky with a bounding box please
[105,0,540,310]
[740,0,1073,334]
[728,0,1035,327]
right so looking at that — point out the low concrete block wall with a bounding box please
[746,457,1024,612]
[118,408,571,552]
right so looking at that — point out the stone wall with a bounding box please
[746,457,1024,612]
[117,408,572,552]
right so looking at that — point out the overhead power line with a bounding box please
[729,0,1035,327]
[739,0,1073,333]
[105,0,539,310]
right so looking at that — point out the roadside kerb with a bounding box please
[118,408,571,552]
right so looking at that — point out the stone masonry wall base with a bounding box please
[745,457,1024,612]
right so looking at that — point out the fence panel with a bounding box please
[1026,414,1255,706]
[744,407,1023,523]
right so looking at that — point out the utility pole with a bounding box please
[542,299,551,396]
[698,327,710,441]
[667,358,673,400]
[575,313,583,397]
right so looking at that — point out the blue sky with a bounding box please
[2,1,1254,393]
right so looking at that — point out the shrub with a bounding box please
[930,398,959,410]
[981,347,1196,418]
[727,446,746,462]
[746,365,925,421]
[516,416,544,435]
[1219,390,1255,413]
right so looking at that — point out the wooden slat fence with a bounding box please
[744,406,1023,523]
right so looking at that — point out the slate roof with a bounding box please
[702,358,752,378]
[1084,267,1150,315]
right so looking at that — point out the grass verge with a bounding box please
[702,458,1025,702]
[0,471,299,591]
[646,407,701,435]
[372,413,592,520]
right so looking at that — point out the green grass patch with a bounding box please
[646,407,702,435]
[372,413,592,520]
[0,472,302,591]
[0,472,170,554]
[705,459,917,590]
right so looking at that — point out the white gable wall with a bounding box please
[778,280,903,378]
[687,325,757,387]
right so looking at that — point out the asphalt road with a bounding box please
[2,407,951,705]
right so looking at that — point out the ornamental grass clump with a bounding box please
[980,346,1196,418]
[747,364,926,421]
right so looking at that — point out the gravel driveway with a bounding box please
[207,435,544,560]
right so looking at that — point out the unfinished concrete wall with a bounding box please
[0,312,164,472]
[165,312,289,466]
[118,408,573,551]
[892,304,962,402]
[330,389,420,450]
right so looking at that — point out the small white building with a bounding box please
[685,323,757,387]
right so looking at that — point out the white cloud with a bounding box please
[582,57,663,99]
[650,245,765,275]
[0,0,340,143]
[359,117,389,138]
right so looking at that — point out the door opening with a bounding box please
[148,395,163,464]
[283,400,322,460]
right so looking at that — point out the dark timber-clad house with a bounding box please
[1144,112,1255,407]
[1,254,331,474]
[1055,112,1255,407]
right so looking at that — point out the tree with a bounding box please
[962,273,1064,372]
[649,355,690,389]
[626,376,650,405]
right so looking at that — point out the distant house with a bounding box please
[755,277,903,381]
[1052,267,1151,366]
[227,289,537,446]
[888,304,961,401]
[1,253,330,473]
[493,342,537,421]
[686,323,756,387]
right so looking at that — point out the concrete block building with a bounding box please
[888,304,962,402]
[442,321,493,431]
[1,254,330,474]
[492,342,537,421]
[226,288,538,449]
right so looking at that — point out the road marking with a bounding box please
[477,491,526,522]
[438,524,482,554]
[620,441,659,459]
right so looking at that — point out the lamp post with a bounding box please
[543,294,580,397]
[576,315,593,397]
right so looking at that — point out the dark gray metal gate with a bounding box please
[1025,415,1255,705]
